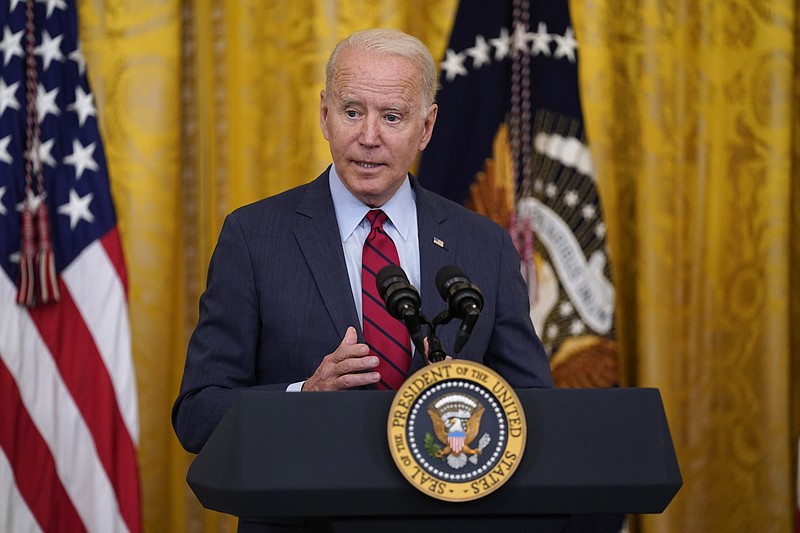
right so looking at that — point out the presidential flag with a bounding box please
[0,0,141,531]
[418,3,619,528]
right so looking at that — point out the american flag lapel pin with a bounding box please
[433,237,445,248]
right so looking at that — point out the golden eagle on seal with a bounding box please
[427,395,485,461]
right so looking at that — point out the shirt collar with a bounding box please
[328,165,415,242]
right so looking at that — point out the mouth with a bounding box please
[354,161,383,169]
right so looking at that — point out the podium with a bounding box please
[188,388,681,532]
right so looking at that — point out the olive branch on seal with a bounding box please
[424,432,443,458]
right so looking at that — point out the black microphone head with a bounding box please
[376,265,408,300]
[435,265,468,301]
[376,264,421,321]
[435,265,483,318]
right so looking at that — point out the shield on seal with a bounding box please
[447,420,467,454]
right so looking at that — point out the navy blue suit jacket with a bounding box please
[173,169,553,453]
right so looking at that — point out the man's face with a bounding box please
[320,48,437,207]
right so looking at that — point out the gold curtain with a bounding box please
[77,1,458,532]
[571,1,800,532]
[75,0,798,531]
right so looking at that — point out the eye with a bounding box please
[386,114,400,123]
[346,110,359,118]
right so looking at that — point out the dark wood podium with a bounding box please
[187,388,681,532]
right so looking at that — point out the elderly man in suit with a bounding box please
[173,28,552,458]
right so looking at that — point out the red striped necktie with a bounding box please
[361,210,412,389]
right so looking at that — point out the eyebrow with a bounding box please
[339,96,361,107]
[337,95,410,115]
[384,103,410,114]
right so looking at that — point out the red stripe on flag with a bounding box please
[101,227,128,295]
[0,357,86,532]
[30,280,141,533]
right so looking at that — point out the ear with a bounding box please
[418,103,438,151]
[319,90,330,140]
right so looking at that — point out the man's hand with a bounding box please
[302,327,380,391]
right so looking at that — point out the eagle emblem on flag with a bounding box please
[427,393,490,469]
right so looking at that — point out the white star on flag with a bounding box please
[28,137,57,172]
[0,135,12,164]
[34,30,64,71]
[553,27,578,63]
[0,185,7,215]
[569,319,587,335]
[531,22,552,56]
[40,0,68,18]
[58,188,94,229]
[37,84,60,122]
[0,26,24,65]
[466,35,492,69]
[441,49,468,81]
[15,188,45,214]
[595,221,607,239]
[68,86,96,126]
[68,46,86,75]
[490,27,511,60]
[512,22,532,54]
[63,138,99,178]
[0,79,20,115]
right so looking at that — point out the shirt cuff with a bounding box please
[286,381,305,392]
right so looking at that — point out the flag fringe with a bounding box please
[16,203,60,307]
[36,202,60,304]
[16,0,60,308]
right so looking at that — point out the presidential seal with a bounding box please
[387,359,526,502]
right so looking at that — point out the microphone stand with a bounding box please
[425,330,447,363]
[407,310,447,364]
[422,309,453,364]
[403,304,475,364]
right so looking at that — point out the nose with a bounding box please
[359,116,381,147]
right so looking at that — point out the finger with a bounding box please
[337,371,381,389]
[337,354,380,374]
[330,327,368,363]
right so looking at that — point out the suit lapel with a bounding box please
[413,180,457,372]
[294,171,362,341]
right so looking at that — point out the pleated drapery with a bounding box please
[76,1,798,531]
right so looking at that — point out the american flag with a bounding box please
[0,1,141,531]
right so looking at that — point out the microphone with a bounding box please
[376,265,425,352]
[435,265,484,354]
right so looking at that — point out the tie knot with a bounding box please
[366,209,388,230]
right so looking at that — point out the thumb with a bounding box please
[341,326,358,346]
